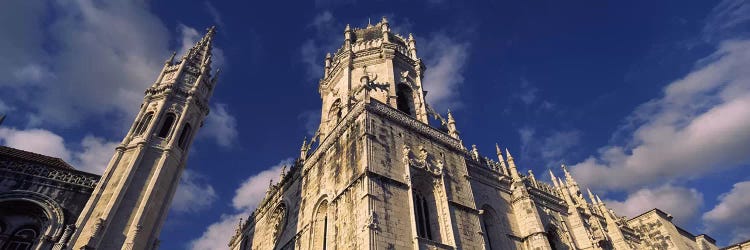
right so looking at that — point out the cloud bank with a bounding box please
[570,40,750,191]
[189,158,293,250]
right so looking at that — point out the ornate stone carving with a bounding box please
[0,159,99,188]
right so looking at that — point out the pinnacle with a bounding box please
[505,148,513,160]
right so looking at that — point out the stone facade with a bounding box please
[229,18,721,250]
[627,209,718,250]
[0,146,99,250]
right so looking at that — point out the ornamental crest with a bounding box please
[403,145,442,176]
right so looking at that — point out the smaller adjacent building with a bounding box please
[722,240,750,250]
[0,146,99,249]
[628,208,718,250]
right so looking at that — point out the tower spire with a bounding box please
[562,164,577,185]
[70,26,220,250]
[182,26,216,66]
[495,143,509,175]
[506,148,521,180]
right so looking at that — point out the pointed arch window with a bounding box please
[157,113,176,138]
[328,99,342,124]
[396,83,414,116]
[178,123,192,149]
[413,191,433,240]
[312,200,329,250]
[135,112,154,135]
[481,205,505,250]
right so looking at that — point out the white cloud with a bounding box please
[172,169,218,214]
[570,39,750,191]
[421,34,470,112]
[0,127,118,175]
[703,180,750,244]
[200,103,239,148]
[12,64,52,83]
[605,185,704,225]
[0,100,15,116]
[190,158,293,250]
[703,0,750,43]
[74,135,119,174]
[0,127,71,160]
[232,158,293,211]
[0,1,224,128]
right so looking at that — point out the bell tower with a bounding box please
[68,27,220,250]
[316,17,429,140]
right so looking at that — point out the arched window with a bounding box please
[413,191,433,240]
[157,113,176,138]
[481,205,504,250]
[396,84,414,116]
[312,200,329,250]
[134,112,154,135]
[6,228,38,250]
[178,123,192,149]
[328,99,342,124]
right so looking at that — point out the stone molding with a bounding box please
[0,158,99,188]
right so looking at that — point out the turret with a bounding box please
[407,33,417,59]
[324,53,332,78]
[344,24,353,49]
[381,16,390,42]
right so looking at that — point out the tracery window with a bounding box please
[134,112,154,135]
[157,113,176,138]
[413,191,433,240]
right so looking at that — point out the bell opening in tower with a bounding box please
[396,83,415,116]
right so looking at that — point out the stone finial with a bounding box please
[528,170,537,187]
[279,165,287,180]
[165,51,176,64]
[300,137,309,160]
[471,145,479,160]
[447,109,460,140]
[587,188,597,205]
[407,33,418,58]
[561,164,578,185]
[505,148,521,180]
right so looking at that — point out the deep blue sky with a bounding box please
[1,0,749,248]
